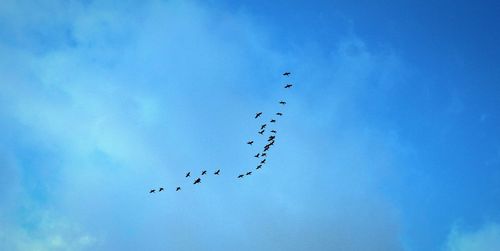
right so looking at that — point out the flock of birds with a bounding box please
[149,71,293,194]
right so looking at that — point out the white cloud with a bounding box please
[445,222,500,251]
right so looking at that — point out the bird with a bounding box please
[271,130,277,133]
[279,101,286,105]
[261,124,267,130]
[247,141,254,145]
[268,136,275,141]
[238,174,244,178]
[270,119,276,123]
[214,169,220,175]
[176,187,181,191]
[201,170,207,175]
[260,159,266,164]
[263,146,269,152]
[276,112,283,116]
[256,165,262,169]
[186,172,191,178]
[254,153,260,158]
[261,153,267,157]
[284,84,293,88]
[268,141,275,146]
[159,187,164,192]
[193,178,201,184]
[283,72,291,76]
[246,172,252,176]
[255,112,262,118]
[258,129,265,135]
[149,189,156,193]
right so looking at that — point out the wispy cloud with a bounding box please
[0,1,409,250]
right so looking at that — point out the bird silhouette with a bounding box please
[261,153,267,157]
[279,101,286,105]
[283,72,291,76]
[284,84,293,88]
[159,187,164,192]
[186,172,191,178]
[214,169,220,175]
[176,187,181,191]
[254,153,260,158]
[271,130,277,133]
[246,172,252,176]
[193,178,201,184]
[270,119,276,123]
[150,189,156,193]
[258,129,265,135]
[202,170,207,175]
[276,112,283,116]
[256,165,262,169]
[261,124,267,130]
[255,112,263,118]
[247,141,254,145]
[238,174,244,178]
[268,136,275,141]
[260,159,266,164]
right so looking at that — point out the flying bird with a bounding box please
[283,72,291,76]
[256,165,262,169]
[271,130,277,133]
[255,112,262,118]
[276,112,283,116]
[202,170,207,175]
[186,172,191,178]
[246,172,252,176]
[261,153,267,157]
[260,159,266,164]
[247,141,254,145]
[176,187,181,191]
[193,178,201,184]
[284,84,293,88]
[270,119,276,123]
[258,130,265,135]
[159,187,164,192]
[238,174,244,178]
[214,169,220,175]
[254,153,260,158]
[149,189,156,193]
[279,101,286,105]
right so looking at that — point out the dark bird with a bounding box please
[254,153,260,158]
[284,84,293,88]
[159,187,164,192]
[238,174,244,178]
[270,119,276,123]
[186,172,191,178]
[255,112,263,118]
[214,169,220,175]
[261,124,267,130]
[176,187,181,191]
[247,141,254,145]
[246,172,252,176]
[271,130,277,133]
[263,146,270,152]
[260,159,266,164]
[258,129,265,135]
[279,101,286,105]
[202,170,207,175]
[256,165,262,169]
[268,136,275,141]
[149,189,156,193]
[276,112,283,116]
[193,178,201,184]
[268,140,275,146]
[283,72,291,76]
[261,153,267,157]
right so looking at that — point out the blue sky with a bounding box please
[1,0,499,250]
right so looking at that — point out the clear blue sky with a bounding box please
[1,0,499,250]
